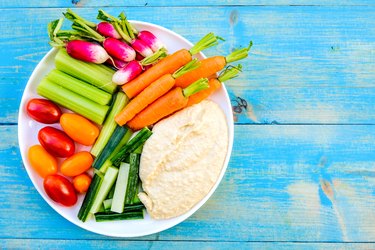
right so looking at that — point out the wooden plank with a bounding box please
[2,239,375,250]
[1,6,374,124]
[0,0,373,8]
[3,124,375,241]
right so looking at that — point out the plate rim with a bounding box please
[17,20,234,237]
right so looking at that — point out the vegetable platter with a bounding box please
[18,10,238,237]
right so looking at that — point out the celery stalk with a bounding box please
[55,49,117,94]
[37,77,109,125]
[91,92,129,157]
[47,69,112,105]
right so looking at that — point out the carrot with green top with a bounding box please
[114,59,201,126]
[122,33,221,99]
[127,78,209,130]
[175,42,252,88]
[187,65,242,107]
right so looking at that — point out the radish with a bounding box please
[97,10,154,57]
[48,19,110,64]
[112,48,167,85]
[137,30,165,52]
[66,40,110,64]
[62,9,137,62]
[96,22,121,39]
[112,61,143,85]
[102,38,136,62]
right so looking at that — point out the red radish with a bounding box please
[96,22,121,39]
[112,61,143,85]
[112,48,167,85]
[50,10,137,64]
[97,10,154,57]
[137,30,164,52]
[129,39,153,57]
[102,37,136,62]
[66,40,110,64]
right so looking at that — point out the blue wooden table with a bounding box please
[1,1,375,249]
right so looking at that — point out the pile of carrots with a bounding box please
[115,36,253,130]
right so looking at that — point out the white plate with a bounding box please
[18,21,234,237]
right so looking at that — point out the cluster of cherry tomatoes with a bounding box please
[26,98,99,206]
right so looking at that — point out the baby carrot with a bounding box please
[122,33,220,99]
[114,60,200,126]
[127,78,209,130]
[174,42,252,88]
[187,65,242,107]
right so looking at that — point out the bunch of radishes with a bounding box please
[48,9,166,85]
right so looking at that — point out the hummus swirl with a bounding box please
[138,100,229,219]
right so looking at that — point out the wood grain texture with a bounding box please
[1,6,374,124]
[2,239,375,250]
[0,0,374,8]
[2,125,375,241]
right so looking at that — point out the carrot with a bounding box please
[187,79,222,107]
[175,41,252,88]
[187,65,242,107]
[122,33,220,99]
[127,78,209,130]
[115,59,200,125]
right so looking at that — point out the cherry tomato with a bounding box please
[72,173,92,193]
[28,145,58,178]
[38,126,75,158]
[60,151,93,177]
[26,98,62,124]
[43,175,77,207]
[60,113,100,146]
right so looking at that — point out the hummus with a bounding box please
[138,100,229,219]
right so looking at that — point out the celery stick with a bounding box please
[47,69,112,105]
[91,92,129,157]
[37,77,109,125]
[55,49,117,94]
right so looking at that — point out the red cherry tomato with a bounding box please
[43,175,77,207]
[26,98,62,124]
[38,126,75,158]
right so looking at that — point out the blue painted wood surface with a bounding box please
[0,1,374,249]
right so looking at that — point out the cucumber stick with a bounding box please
[92,125,129,170]
[55,49,117,94]
[106,183,116,199]
[90,166,119,214]
[103,199,113,211]
[125,153,141,205]
[95,210,144,222]
[37,78,109,125]
[46,69,112,105]
[111,127,152,167]
[111,163,130,213]
[99,130,133,173]
[91,92,129,157]
[77,174,103,222]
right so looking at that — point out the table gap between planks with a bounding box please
[0,1,374,249]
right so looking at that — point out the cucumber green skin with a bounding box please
[94,204,145,222]
[125,153,140,205]
[106,184,116,199]
[111,127,152,167]
[95,210,144,222]
[77,174,103,222]
[93,125,129,170]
